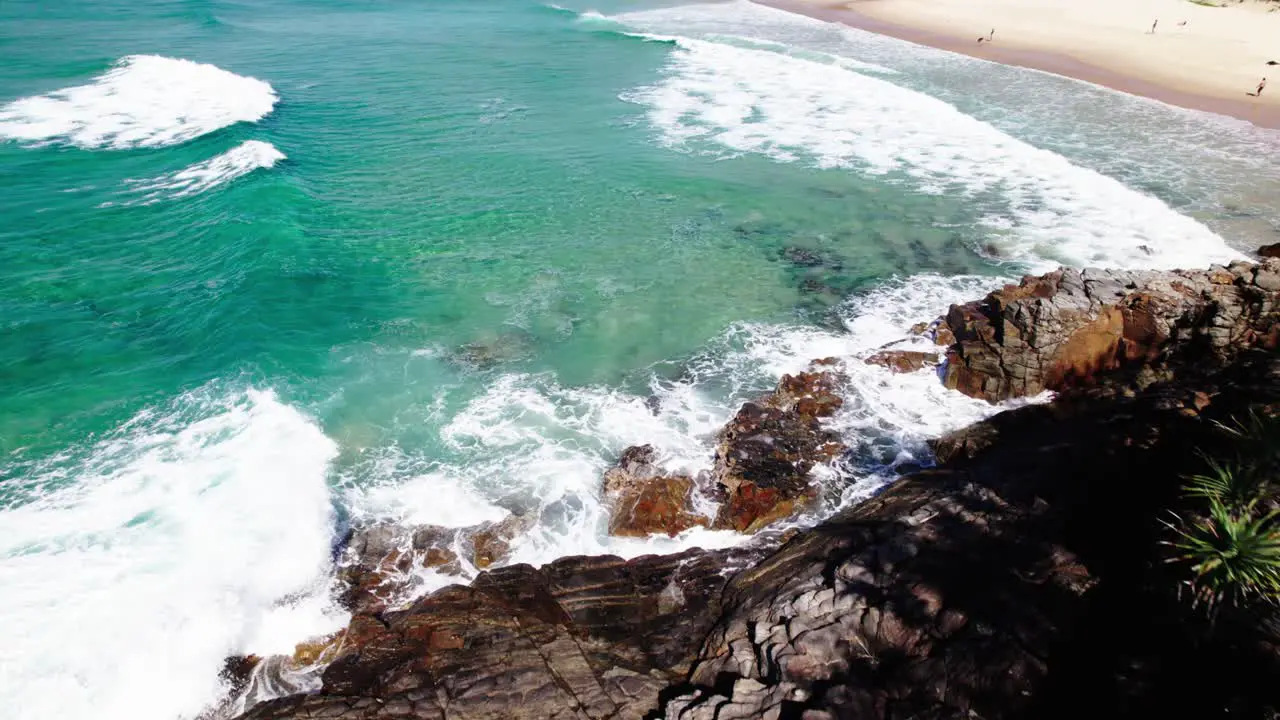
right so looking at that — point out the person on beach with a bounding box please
[989,28,995,41]
[1258,77,1268,97]
[1150,19,1158,34]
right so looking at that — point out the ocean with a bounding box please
[0,0,1276,718]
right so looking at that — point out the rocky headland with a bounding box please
[228,259,1280,720]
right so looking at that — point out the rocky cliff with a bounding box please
[937,260,1280,402]
[230,262,1280,720]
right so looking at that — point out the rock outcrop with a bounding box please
[599,363,849,538]
[235,546,771,720]
[939,260,1280,402]
[708,364,846,532]
[336,514,533,615]
[602,445,709,537]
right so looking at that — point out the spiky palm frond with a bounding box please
[1184,456,1269,514]
[1166,501,1280,611]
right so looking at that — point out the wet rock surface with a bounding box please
[864,348,939,373]
[938,260,1280,402]
[602,445,709,538]
[599,365,849,539]
[336,514,534,615]
[708,366,846,533]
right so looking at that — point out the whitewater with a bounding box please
[111,141,287,206]
[0,55,277,150]
[0,1,1274,719]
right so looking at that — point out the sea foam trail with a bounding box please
[111,140,286,206]
[611,3,1243,273]
[338,272,1015,600]
[0,389,347,720]
[0,55,277,150]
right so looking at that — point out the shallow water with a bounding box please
[0,1,1276,718]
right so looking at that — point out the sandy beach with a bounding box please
[762,0,1280,128]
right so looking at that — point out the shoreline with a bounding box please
[757,0,1280,130]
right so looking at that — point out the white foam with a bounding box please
[0,388,347,720]
[331,366,747,588]
[0,55,278,149]
[349,466,508,529]
[112,141,285,206]
[613,6,1243,272]
[341,270,1028,595]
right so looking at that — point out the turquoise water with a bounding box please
[0,1,1277,718]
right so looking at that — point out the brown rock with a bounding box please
[933,323,956,347]
[865,349,939,373]
[715,481,806,533]
[1259,242,1280,259]
[936,264,1280,402]
[1042,305,1125,388]
[468,513,533,569]
[423,547,457,568]
[710,369,846,532]
[603,445,709,537]
[470,531,506,569]
[291,632,344,668]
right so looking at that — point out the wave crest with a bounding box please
[112,140,285,206]
[0,55,278,150]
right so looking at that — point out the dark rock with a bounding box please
[779,246,842,271]
[797,276,841,298]
[220,654,261,693]
[865,349,940,373]
[662,351,1280,720]
[781,246,826,267]
[602,445,709,537]
[450,330,534,370]
[236,546,770,720]
[1260,242,1280,259]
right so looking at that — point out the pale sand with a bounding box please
[762,0,1280,127]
